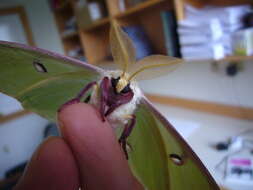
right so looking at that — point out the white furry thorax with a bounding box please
[89,70,142,129]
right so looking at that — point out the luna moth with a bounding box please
[0,21,219,190]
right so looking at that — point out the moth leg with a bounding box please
[58,81,97,112]
[99,77,110,122]
[76,81,97,100]
[119,115,136,159]
[84,83,99,103]
[94,83,99,97]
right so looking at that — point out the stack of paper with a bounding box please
[178,4,251,60]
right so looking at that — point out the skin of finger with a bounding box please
[14,137,80,190]
[58,103,143,190]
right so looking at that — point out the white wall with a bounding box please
[23,0,64,53]
[0,14,27,43]
[139,61,253,108]
[0,0,64,54]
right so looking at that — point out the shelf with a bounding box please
[52,0,179,64]
[184,0,253,8]
[219,55,253,62]
[114,0,165,18]
[83,17,110,32]
[61,31,78,40]
[185,55,253,63]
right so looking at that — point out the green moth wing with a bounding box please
[0,41,219,190]
[128,98,219,190]
[0,41,102,120]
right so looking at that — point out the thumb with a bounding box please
[58,103,143,190]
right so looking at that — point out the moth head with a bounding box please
[111,74,131,94]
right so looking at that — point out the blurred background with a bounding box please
[0,0,253,189]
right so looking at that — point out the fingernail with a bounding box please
[58,99,80,113]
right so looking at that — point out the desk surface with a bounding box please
[155,103,253,190]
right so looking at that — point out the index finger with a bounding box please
[58,103,143,190]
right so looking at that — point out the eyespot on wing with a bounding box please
[33,60,47,73]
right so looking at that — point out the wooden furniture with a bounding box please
[184,0,253,8]
[52,0,253,65]
[53,0,176,64]
[146,94,253,120]
[53,1,82,59]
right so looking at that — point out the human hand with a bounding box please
[14,103,143,190]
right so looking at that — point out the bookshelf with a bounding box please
[53,0,84,59]
[52,0,173,64]
[83,17,110,31]
[184,0,253,8]
[52,0,253,64]
[113,0,165,18]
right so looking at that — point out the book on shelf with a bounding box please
[160,11,181,58]
[178,18,223,45]
[178,4,252,60]
[185,4,251,25]
[122,25,154,60]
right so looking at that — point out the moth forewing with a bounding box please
[110,21,136,75]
